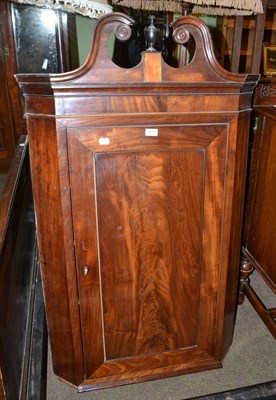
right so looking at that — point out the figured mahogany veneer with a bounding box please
[16,13,259,391]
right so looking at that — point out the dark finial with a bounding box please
[144,15,160,52]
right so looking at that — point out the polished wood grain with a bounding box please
[27,117,84,386]
[16,13,258,391]
[97,150,202,358]
[67,120,229,380]
[221,110,252,357]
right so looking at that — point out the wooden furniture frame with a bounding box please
[239,80,276,339]
[0,137,47,400]
[17,13,258,392]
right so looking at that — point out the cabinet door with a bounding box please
[67,120,234,388]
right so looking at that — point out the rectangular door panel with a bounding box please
[96,150,204,359]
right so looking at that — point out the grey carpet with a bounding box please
[47,271,276,399]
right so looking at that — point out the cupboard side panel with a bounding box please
[222,112,251,356]
[27,117,84,385]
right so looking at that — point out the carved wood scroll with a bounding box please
[50,13,255,87]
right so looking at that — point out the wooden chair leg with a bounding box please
[238,252,276,339]
[238,254,254,305]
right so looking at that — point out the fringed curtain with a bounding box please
[112,0,264,15]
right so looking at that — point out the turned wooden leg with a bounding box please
[238,254,254,304]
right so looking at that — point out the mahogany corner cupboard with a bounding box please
[16,13,259,392]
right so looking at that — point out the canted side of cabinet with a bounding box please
[17,13,258,391]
